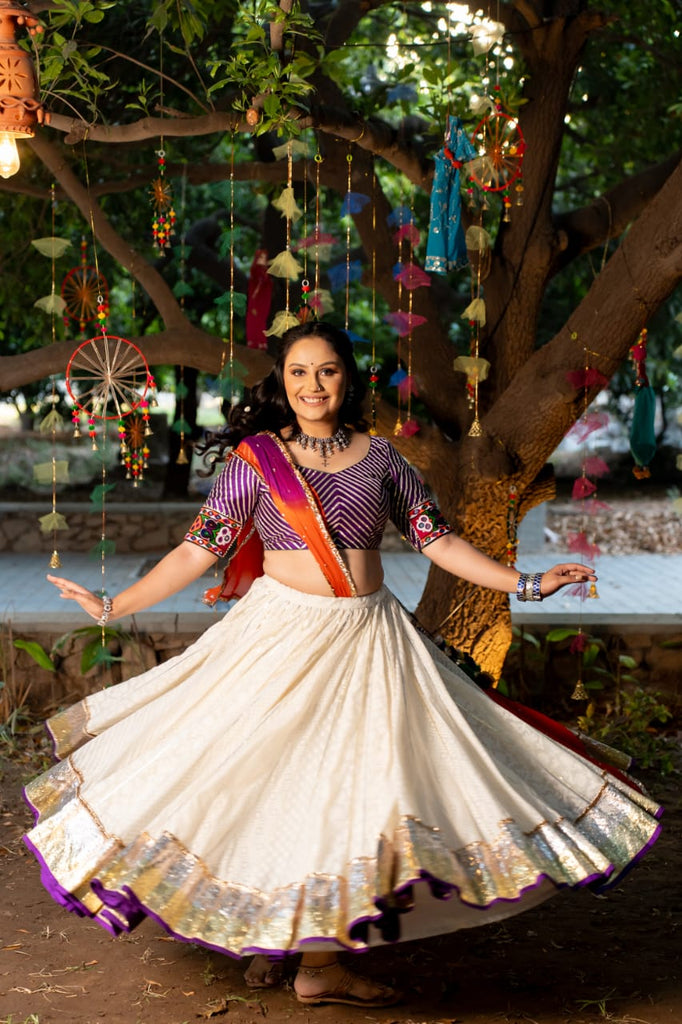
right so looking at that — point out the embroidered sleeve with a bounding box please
[408,499,452,551]
[184,508,242,558]
[184,450,260,557]
[384,440,453,552]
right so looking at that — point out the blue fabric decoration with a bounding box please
[346,330,370,346]
[387,205,414,229]
[392,262,403,277]
[425,115,477,274]
[340,192,371,216]
[327,259,363,293]
[389,367,408,387]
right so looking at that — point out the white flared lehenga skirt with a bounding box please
[24,575,661,958]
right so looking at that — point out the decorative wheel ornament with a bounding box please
[469,108,525,192]
[66,334,156,484]
[61,265,109,332]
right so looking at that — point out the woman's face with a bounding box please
[283,335,348,433]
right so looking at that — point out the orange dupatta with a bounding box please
[203,432,356,604]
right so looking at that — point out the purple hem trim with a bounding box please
[23,814,663,959]
[22,787,40,826]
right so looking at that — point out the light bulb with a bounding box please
[0,133,21,178]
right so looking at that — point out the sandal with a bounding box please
[295,962,401,1008]
[244,954,284,989]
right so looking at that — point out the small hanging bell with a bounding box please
[468,417,483,437]
[586,582,599,599]
[49,550,62,569]
[176,446,189,465]
[571,679,589,701]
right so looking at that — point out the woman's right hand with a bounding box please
[46,575,108,622]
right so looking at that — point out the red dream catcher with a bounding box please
[469,106,526,219]
[66,334,156,485]
[61,239,109,333]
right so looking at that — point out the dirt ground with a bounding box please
[1,740,680,1024]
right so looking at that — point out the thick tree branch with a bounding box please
[484,154,682,485]
[0,329,272,393]
[26,133,190,331]
[552,151,682,271]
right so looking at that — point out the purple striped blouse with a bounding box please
[185,434,452,557]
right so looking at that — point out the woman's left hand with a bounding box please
[540,563,597,598]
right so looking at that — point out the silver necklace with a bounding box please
[293,426,350,466]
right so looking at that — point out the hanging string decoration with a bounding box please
[150,148,176,253]
[66,311,156,487]
[266,141,303,337]
[468,99,525,219]
[61,237,109,334]
[629,327,657,479]
[563,334,613,700]
[34,185,69,567]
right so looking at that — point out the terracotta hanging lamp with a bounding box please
[0,0,46,178]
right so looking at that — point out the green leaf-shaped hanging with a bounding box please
[172,417,192,434]
[31,236,72,258]
[265,310,300,336]
[34,293,67,315]
[38,511,69,534]
[33,460,69,485]
[90,482,117,507]
[89,538,117,559]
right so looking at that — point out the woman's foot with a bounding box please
[294,959,401,1007]
[244,954,284,989]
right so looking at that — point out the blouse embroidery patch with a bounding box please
[184,507,241,557]
[409,500,451,550]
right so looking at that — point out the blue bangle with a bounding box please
[532,572,543,601]
[516,573,528,602]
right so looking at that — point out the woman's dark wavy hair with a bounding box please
[196,321,368,471]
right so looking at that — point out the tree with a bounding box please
[1,0,681,676]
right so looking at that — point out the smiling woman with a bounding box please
[23,322,658,1013]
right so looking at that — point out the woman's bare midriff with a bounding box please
[262,548,384,596]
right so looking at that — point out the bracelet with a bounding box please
[97,595,114,626]
[516,572,544,602]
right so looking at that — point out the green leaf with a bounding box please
[546,628,579,643]
[172,417,192,434]
[618,654,638,669]
[13,639,55,673]
[175,380,189,399]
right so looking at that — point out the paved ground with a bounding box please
[2,541,681,632]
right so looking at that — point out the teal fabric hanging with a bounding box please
[630,385,656,469]
[425,116,477,274]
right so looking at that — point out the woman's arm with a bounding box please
[422,532,596,599]
[47,541,218,622]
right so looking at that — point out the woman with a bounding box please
[25,322,661,1009]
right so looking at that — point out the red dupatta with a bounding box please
[203,432,356,604]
